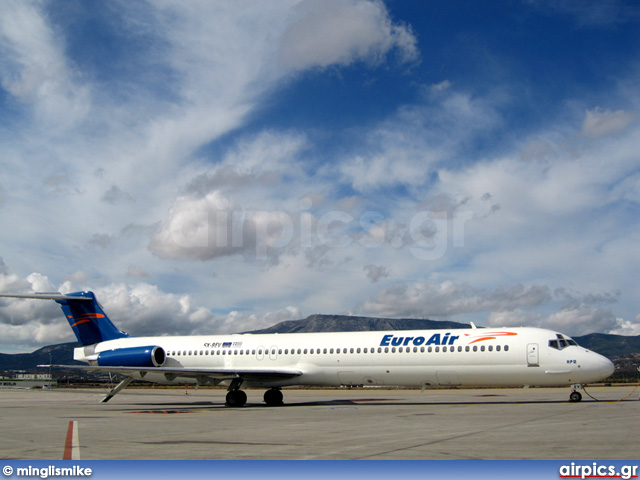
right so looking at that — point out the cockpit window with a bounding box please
[549,334,578,350]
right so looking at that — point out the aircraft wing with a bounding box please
[41,364,303,383]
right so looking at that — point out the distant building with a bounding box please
[0,373,57,389]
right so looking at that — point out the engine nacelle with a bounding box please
[97,345,166,367]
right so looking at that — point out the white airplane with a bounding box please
[1,291,614,406]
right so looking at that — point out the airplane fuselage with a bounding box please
[76,326,613,389]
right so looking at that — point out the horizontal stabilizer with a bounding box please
[0,293,92,301]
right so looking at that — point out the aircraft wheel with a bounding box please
[226,389,247,407]
[264,388,284,406]
[569,391,582,403]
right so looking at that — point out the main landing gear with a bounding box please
[569,384,583,402]
[263,388,284,406]
[225,379,284,407]
[225,388,248,407]
[225,378,247,407]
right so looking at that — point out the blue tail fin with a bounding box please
[55,291,129,346]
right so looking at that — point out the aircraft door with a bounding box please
[527,343,539,366]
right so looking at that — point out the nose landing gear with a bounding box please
[569,384,583,402]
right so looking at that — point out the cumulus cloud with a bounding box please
[363,264,390,283]
[0,269,67,350]
[149,191,237,260]
[581,107,635,137]
[339,89,502,192]
[487,309,543,328]
[149,191,308,262]
[609,314,640,336]
[362,281,551,318]
[279,0,418,72]
[542,306,619,336]
[184,130,309,196]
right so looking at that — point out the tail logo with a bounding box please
[69,313,105,328]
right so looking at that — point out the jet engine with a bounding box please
[97,346,166,367]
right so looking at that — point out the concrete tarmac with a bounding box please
[0,386,637,460]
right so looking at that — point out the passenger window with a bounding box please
[465,346,469,352]
[330,348,334,354]
[458,346,462,352]
[496,345,501,352]
[505,345,509,351]
[420,346,425,353]
[435,347,440,353]
[357,348,361,354]
[399,347,403,353]
[488,346,493,352]
[428,347,433,353]
[480,346,485,352]
[473,346,477,352]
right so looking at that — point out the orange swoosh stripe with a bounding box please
[70,313,105,328]
[467,331,518,343]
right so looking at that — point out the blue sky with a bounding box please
[1,0,639,352]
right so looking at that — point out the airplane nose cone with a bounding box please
[599,357,614,379]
